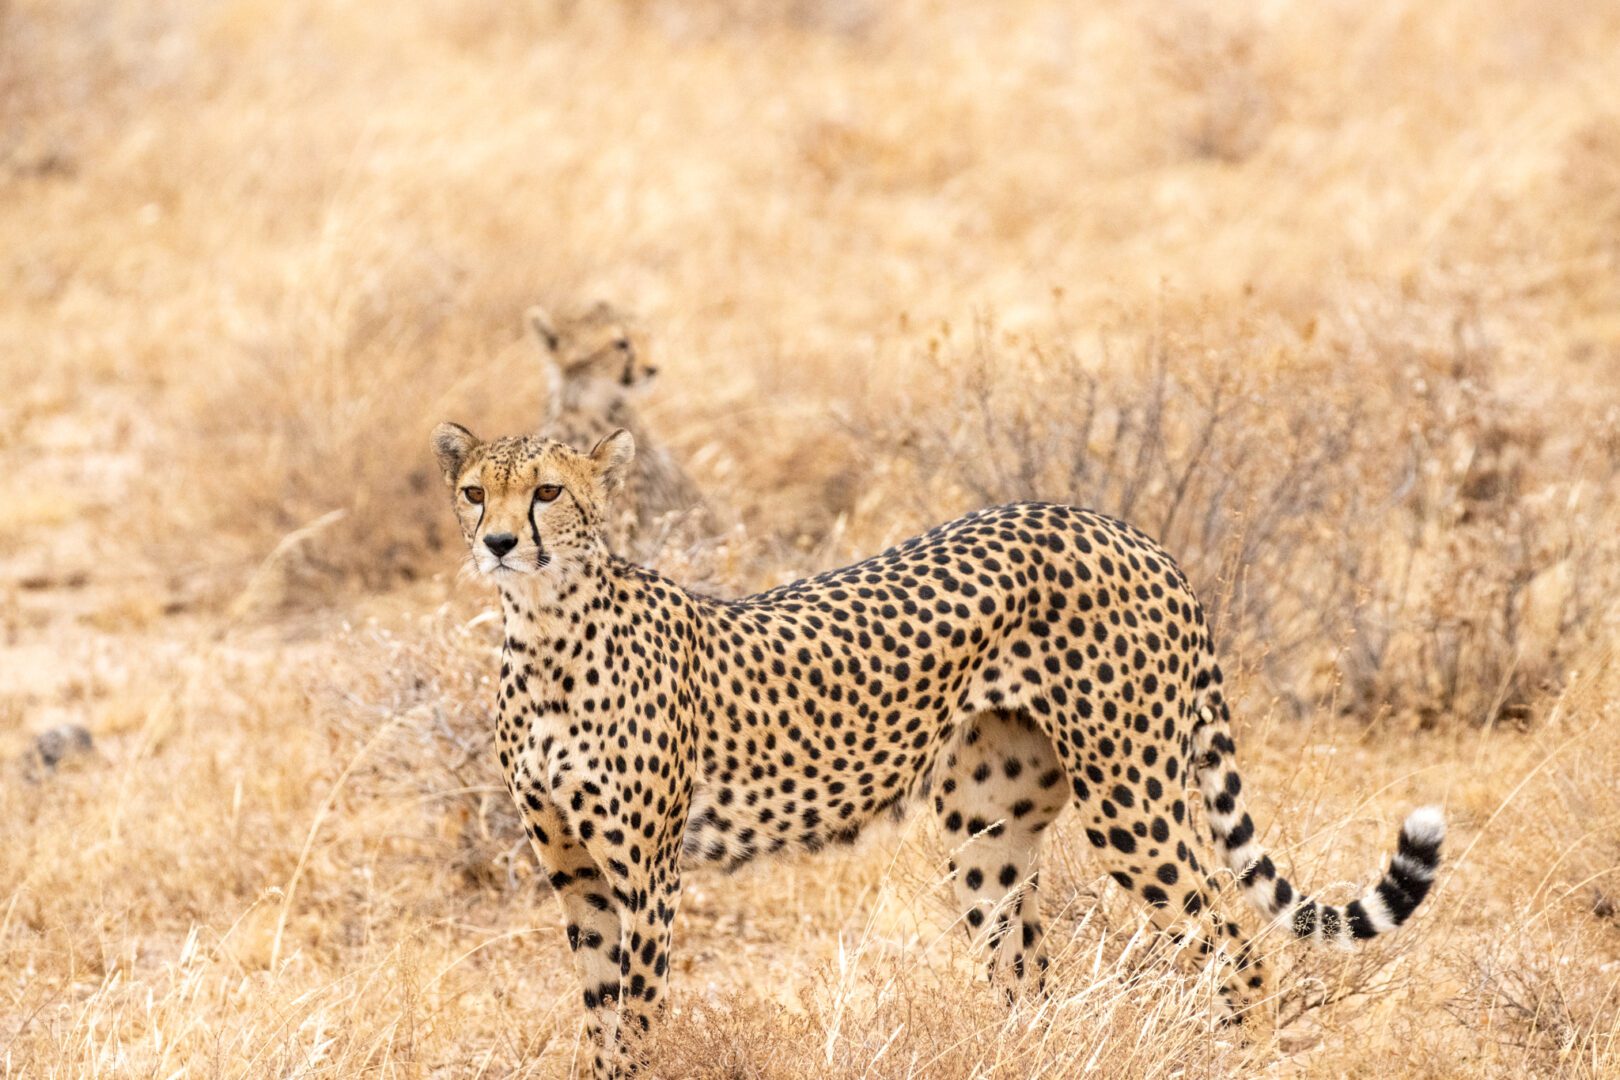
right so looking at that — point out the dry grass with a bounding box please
[4,0,1620,1076]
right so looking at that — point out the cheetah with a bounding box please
[528,302,707,557]
[431,422,1445,1078]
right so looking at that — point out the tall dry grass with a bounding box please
[4,0,1620,1076]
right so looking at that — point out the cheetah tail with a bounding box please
[1190,707,1444,945]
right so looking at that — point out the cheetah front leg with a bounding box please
[609,857,681,1072]
[567,770,690,1076]
[509,782,624,1077]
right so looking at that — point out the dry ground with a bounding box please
[4,1,1620,1076]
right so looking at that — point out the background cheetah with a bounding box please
[529,302,708,558]
[433,423,1445,1078]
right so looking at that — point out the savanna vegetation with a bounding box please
[3,1,1619,1075]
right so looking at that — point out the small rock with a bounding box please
[33,723,94,771]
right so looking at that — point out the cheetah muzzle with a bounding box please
[431,422,1446,1079]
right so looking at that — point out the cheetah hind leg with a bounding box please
[1105,811,1274,1028]
[934,710,1069,1002]
[1065,762,1276,1030]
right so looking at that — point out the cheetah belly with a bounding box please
[677,701,966,870]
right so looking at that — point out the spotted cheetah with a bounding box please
[528,302,707,557]
[431,423,1445,1077]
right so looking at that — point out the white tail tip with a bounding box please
[1402,805,1446,845]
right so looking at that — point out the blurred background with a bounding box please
[3,1,1619,1076]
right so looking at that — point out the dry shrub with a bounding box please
[849,312,1618,729]
[1449,938,1620,1076]
[157,252,539,597]
[1429,672,1620,1079]
[1142,1,1280,164]
[321,600,529,891]
[623,0,883,42]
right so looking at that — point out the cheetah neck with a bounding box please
[491,554,677,778]
[496,556,616,650]
[558,379,636,423]
[492,556,620,751]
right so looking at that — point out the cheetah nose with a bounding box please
[483,532,518,558]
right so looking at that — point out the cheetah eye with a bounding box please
[461,486,484,505]
[536,484,563,503]
[614,337,632,354]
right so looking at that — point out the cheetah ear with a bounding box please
[526,305,560,355]
[529,306,565,426]
[589,428,635,491]
[431,422,480,484]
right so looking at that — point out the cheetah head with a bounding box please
[430,423,635,578]
[528,302,656,423]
